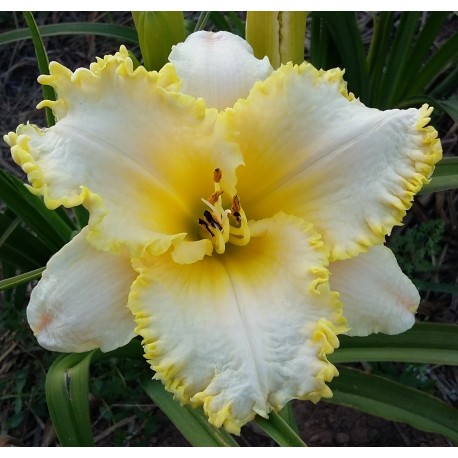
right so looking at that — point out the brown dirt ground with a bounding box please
[0,12,457,447]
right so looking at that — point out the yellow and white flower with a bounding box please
[4,31,442,434]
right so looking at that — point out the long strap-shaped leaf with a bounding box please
[0,22,138,46]
[255,411,306,447]
[0,169,74,251]
[419,156,458,195]
[311,12,369,101]
[0,267,44,291]
[23,12,56,127]
[331,322,458,365]
[142,378,239,446]
[327,366,458,444]
[45,352,96,446]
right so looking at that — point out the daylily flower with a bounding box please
[4,31,442,434]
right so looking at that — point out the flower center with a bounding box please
[198,168,250,254]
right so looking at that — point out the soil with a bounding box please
[0,12,457,447]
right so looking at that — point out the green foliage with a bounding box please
[1,9,458,447]
[390,220,445,277]
[328,366,458,444]
[309,12,458,116]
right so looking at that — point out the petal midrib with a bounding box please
[245,111,393,205]
[220,259,268,400]
[58,122,194,220]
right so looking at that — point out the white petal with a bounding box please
[226,63,442,261]
[4,46,243,258]
[169,31,273,110]
[129,213,346,434]
[27,228,137,352]
[329,245,419,336]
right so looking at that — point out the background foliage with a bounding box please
[0,11,457,446]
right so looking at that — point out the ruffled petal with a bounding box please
[329,245,419,336]
[225,63,442,261]
[129,213,346,434]
[4,46,242,258]
[169,31,273,110]
[27,228,137,352]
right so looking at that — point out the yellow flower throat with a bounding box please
[199,169,250,254]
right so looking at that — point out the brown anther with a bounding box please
[214,168,222,183]
[199,218,215,237]
[231,195,241,212]
[232,211,241,223]
[204,210,223,231]
[207,191,223,205]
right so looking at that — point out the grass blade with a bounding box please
[194,12,211,32]
[23,11,55,127]
[0,169,74,251]
[313,12,368,100]
[328,366,458,444]
[405,30,458,98]
[331,322,458,366]
[0,267,45,291]
[142,378,239,446]
[45,352,96,446]
[0,22,138,46]
[393,12,448,104]
[420,156,458,194]
[382,12,420,108]
[255,410,306,447]
[367,12,394,107]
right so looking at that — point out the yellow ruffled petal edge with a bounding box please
[303,68,443,257]
[228,62,443,261]
[2,47,178,212]
[128,214,347,434]
[4,47,242,262]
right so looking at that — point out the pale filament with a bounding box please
[199,169,250,253]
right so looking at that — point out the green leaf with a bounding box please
[0,267,45,291]
[0,22,138,46]
[437,96,458,122]
[45,352,96,446]
[416,280,458,295]
[0,169,73,251]
[405,29,458,99]
[367,12,395,107]
[393,12,448,104]
[142,378,239,447]
[328,366,458,444]
[194,11,211,32]
[309,15,340,71]
[278,401,300,435]
[23,12,55,127]
[331,322,458,366]
[381,12,420,108]
[255,411,307,447]
[420,156,458,194]
[312,12,368,100]
[0,211,51,269]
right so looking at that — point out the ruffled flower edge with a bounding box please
[128,213,347,434]
[225,62,443,261]
[3,47,196,213]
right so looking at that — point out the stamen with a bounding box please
[204,210,223,231]
[198,218,214,237]
[198,170,251,253]
[214,168,222,183]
